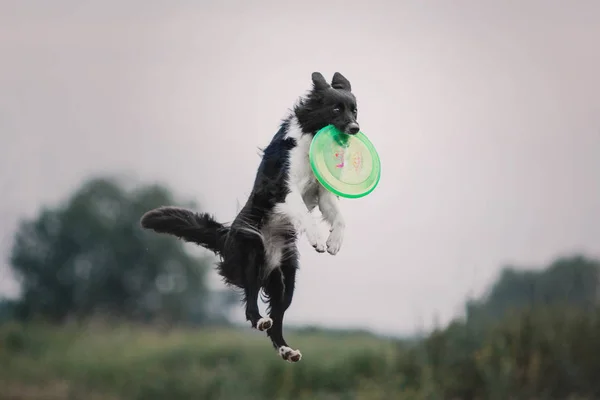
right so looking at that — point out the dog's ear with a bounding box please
[331,72,351,91]
[311,72,330,91]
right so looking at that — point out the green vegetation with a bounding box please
[3,304,600,399]
[0,323,397,400]
[8,176,235,325]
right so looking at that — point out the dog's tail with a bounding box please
[140,206,229,255]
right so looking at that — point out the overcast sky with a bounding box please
[1,0,599,336]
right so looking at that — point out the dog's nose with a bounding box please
[347,123,360,135]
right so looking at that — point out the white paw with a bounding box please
[326,227,344,255]
[278,346,302,363]
[305,223,326,253]
[256,317,273,331]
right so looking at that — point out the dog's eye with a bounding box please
[352,108,358,114]
[333,107,341,114]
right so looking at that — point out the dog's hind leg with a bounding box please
[242,249,271,331]
[265,258,301,362]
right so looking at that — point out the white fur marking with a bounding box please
[283,117,304,140]
[278,346,302,362]
[276,116,326,252]
[261,214,295,277]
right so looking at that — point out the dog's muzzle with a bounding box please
[346,122,360,135]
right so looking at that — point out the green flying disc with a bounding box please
[309,125,381,199]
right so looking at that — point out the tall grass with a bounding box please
[0,322,398,400]
[3,306,600,399]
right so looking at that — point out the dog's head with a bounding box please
[295,72,359,135]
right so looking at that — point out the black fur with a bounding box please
[140,207,228,255]
[140,72,359,362]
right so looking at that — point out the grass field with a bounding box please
[5,307,600,400]
[0,322,404,400]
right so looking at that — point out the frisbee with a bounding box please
[309,125,381,199]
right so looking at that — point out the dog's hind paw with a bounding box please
[278,346,302,363]
[256,317,273,331]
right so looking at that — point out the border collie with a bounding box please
[140,72,359,363]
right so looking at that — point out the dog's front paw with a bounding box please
[326,226,344,255]
[305,222,326,253]
[308,232,326,253]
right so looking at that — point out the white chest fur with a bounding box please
[262,116,323,271]
[288,134,320,210]
[284,117,320,209]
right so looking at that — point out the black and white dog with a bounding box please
[140,72,360,362]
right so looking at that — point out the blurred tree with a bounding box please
[466,255,600,322]
[9,176,230,325]
[0,298,16,322]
